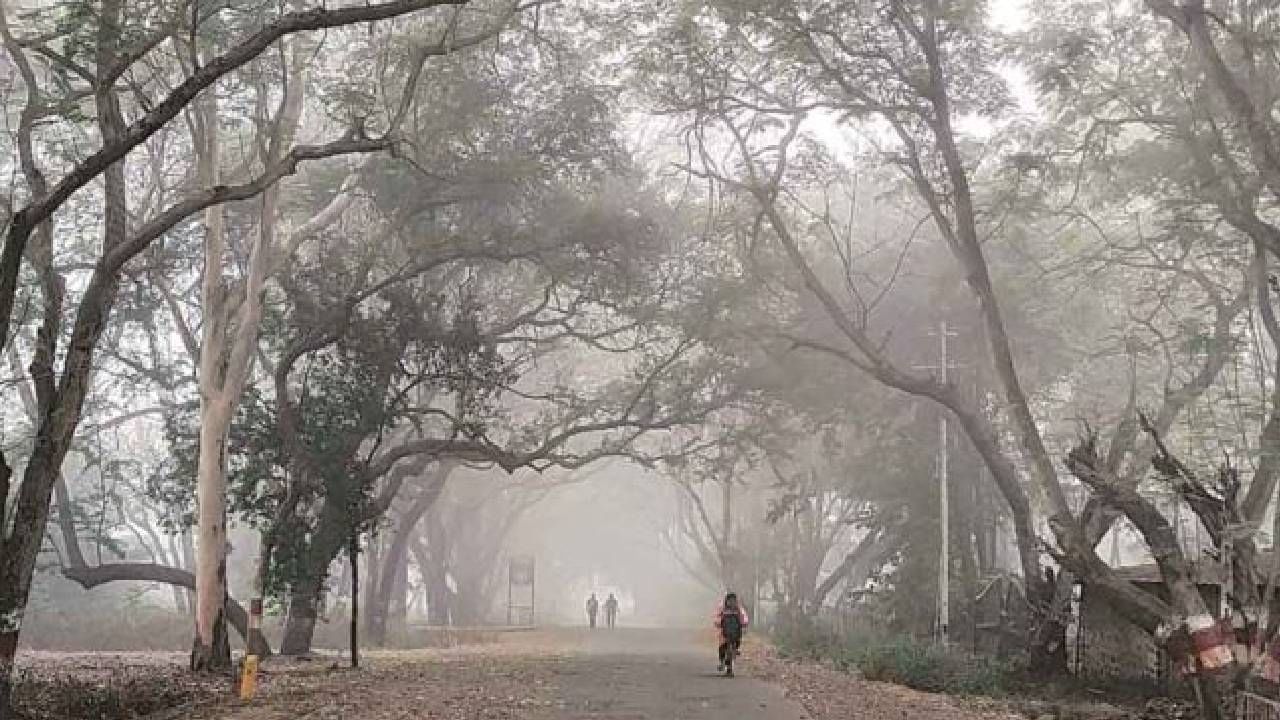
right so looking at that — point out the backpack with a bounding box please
[720,609,743,641]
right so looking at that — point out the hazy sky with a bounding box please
[992,0,1028,31]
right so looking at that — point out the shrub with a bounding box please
[774,622,1022,697]
[851,637,1018,695]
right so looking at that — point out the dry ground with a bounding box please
[15,628,1027,720]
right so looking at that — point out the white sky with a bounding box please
[625,0,1042,173]
[991,0,1029,31]
[991,0,1039,118]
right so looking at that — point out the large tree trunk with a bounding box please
[280,577,324,656]
[190,601,231,672]
[279,504,352,656]
[191,412,232,671]
[189,55,283,670]
[190,85,232,672]
[0,577,24,719]
[278,500,352,655]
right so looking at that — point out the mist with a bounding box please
[2,2,1280,720]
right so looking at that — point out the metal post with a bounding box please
[938,320,950,643]
[753,532,761,624]
[1221,532,1232,619]
[916,320,959,645]
[349,534,360,669]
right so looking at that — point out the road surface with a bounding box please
[197,627,807,720]
[195,627,1014,720]
[520,628,807,719]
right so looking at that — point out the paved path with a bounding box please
[197,627,810,719]
[524,628,808,719]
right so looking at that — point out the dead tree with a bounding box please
[1060,413,1280,720]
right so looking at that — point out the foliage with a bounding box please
[773,621,1023,698]
[8,5,1280,718]
[148,293,510,598]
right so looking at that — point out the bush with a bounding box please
[849,637,1019,696]
[774,621,1022,697]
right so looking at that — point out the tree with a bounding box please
[1008,1,1280,714]
[0,0,531,706]
[142,168,744,652]
[181,2,528,671]
[634,0,1279,671]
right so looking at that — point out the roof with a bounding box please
[1107,551,1276,586]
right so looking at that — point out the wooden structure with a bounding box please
[1073,558,1267,687]
[972,574,1028,656]
[1239,692,1280,720]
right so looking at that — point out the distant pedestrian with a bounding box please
[604,593,619,628]
[586,593,599,629]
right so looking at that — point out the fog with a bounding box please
[503,464,711,628]
[3,2,1280,719]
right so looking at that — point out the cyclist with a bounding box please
[713,591,749,677]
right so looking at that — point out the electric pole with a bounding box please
[937,320,952,643]
[917,320,959,645]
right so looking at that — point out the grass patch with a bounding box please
[773,621,1022,697]
[848,637,1019,695]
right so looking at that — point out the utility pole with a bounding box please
[937,320,952,643]
[917,320,958,644]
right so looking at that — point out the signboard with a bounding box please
[510,556,535,586]
[507,556,536,626]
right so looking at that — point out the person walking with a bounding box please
[586,593,599,629]
[604,593,619,629]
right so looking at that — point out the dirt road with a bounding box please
[188,628,1015,720]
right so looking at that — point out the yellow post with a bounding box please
[239,654,259,701]
[240,596,263,701]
